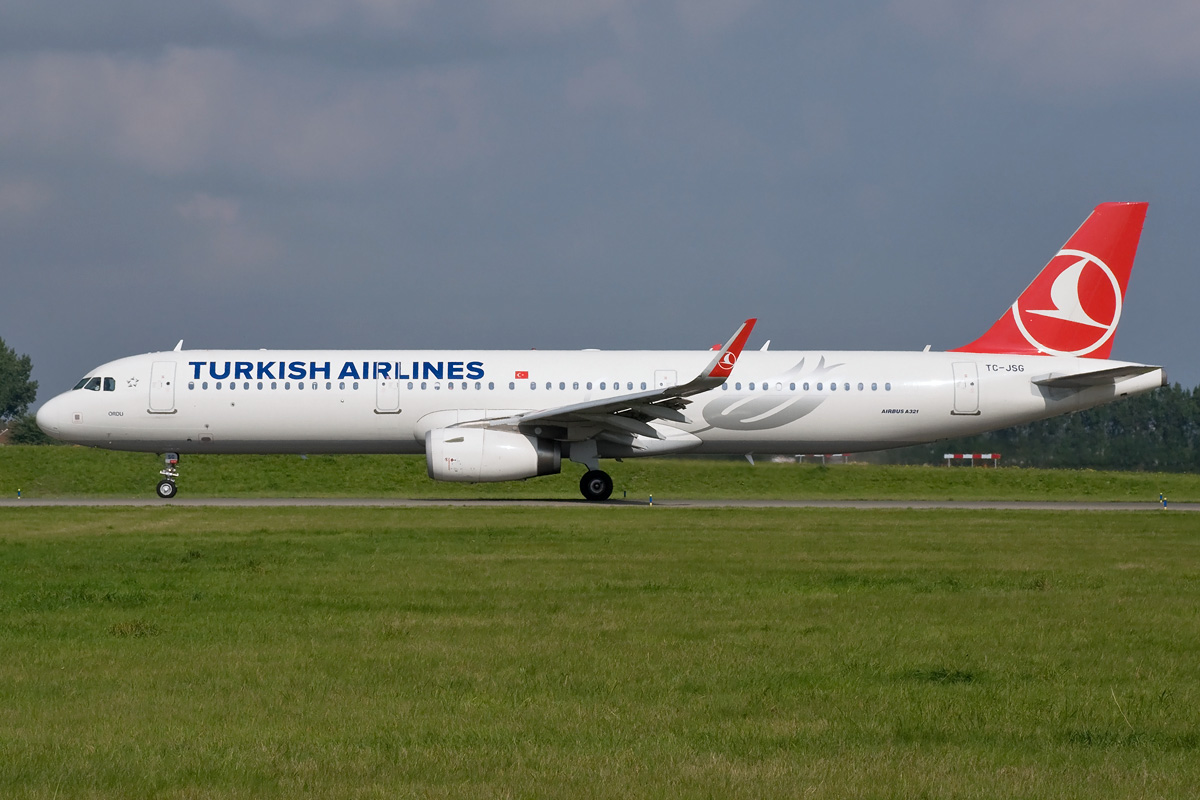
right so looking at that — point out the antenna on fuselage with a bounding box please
[173,340,184,351]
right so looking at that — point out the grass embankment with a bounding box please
[1,446,1197,501]
[1,506,1198,798]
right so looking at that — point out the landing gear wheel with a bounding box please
[157,452,180,499]
[579,470,613,502]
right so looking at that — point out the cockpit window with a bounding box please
[73,377,90,390]
[84,377,102,391]
[103,378,116,392]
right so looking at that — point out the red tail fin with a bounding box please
[952,202,1147,358]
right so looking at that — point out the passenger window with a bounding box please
[508,382,515,390]
[353,382,359,390]
[844,383,850,391]
[103,378,116,392]
[530,382,536,390]
[421,382,428,390]
[546,382,552,390]
[231,382,237,390]
[216,381,223,390]
[271,382,277,390]
[258,382,264,390]
[600,382,606,390]
[885,382,892,391]
[488,382,494,390]
[640,382,647,390]
[447,382,453,390]
[339,381,345,390]
[803,382,809,391]
[871,383,877,391]
[188,381,195,390]
[560,382,566,390]
[816,382,823,391]
[764,384,770,392]
[749,382,755,390]
[721,383,728,391]
[573,382,579,390]
[202,381,209,390]
[789,383,795,391]
[831,383,837,391]
[627,382,633,390]
[326,382,331,390]
[406,382,413,390]
[735,382,742,390]
[857,383,864,391]
[284,382,290,390]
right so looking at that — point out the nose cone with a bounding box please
[35,394,71,440]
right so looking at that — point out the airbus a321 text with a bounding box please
[37,203,1165,501]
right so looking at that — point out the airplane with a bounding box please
[36,202,1165,501]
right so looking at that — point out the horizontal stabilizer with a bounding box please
[1033,364,1164,389]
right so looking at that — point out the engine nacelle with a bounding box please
[425,428,561,482]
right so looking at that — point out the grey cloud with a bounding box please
[890,0,1200,90]
[0,48,490,180]
[1,1,1196,402]
[0,179,53,220]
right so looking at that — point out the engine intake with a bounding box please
[426,428,561,482]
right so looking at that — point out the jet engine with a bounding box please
[425,428,561,482]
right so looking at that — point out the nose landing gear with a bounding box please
[156,453,179,499]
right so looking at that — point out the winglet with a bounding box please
[703,318,757,379]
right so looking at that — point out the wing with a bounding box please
[468,319,756,443]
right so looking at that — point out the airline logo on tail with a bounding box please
[1012,248,1122,356]
[952,202,1147,359]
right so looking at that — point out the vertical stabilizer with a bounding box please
[952,202,1147,358]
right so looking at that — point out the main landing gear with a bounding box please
[156,453,179,499]
[579,469,614,502]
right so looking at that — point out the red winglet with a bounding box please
[706,318,757,379]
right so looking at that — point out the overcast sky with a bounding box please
[3,0,1198,404]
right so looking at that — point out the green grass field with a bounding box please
[2,446,1198,501]
[2,506,1199,798]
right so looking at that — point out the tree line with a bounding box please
[0,336,48,444]
[879,383,1200,472]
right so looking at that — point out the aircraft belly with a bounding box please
[94,393,425,454]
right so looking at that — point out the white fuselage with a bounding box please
[36,348,1165,457]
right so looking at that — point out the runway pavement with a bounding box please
[1,497,1196,511]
